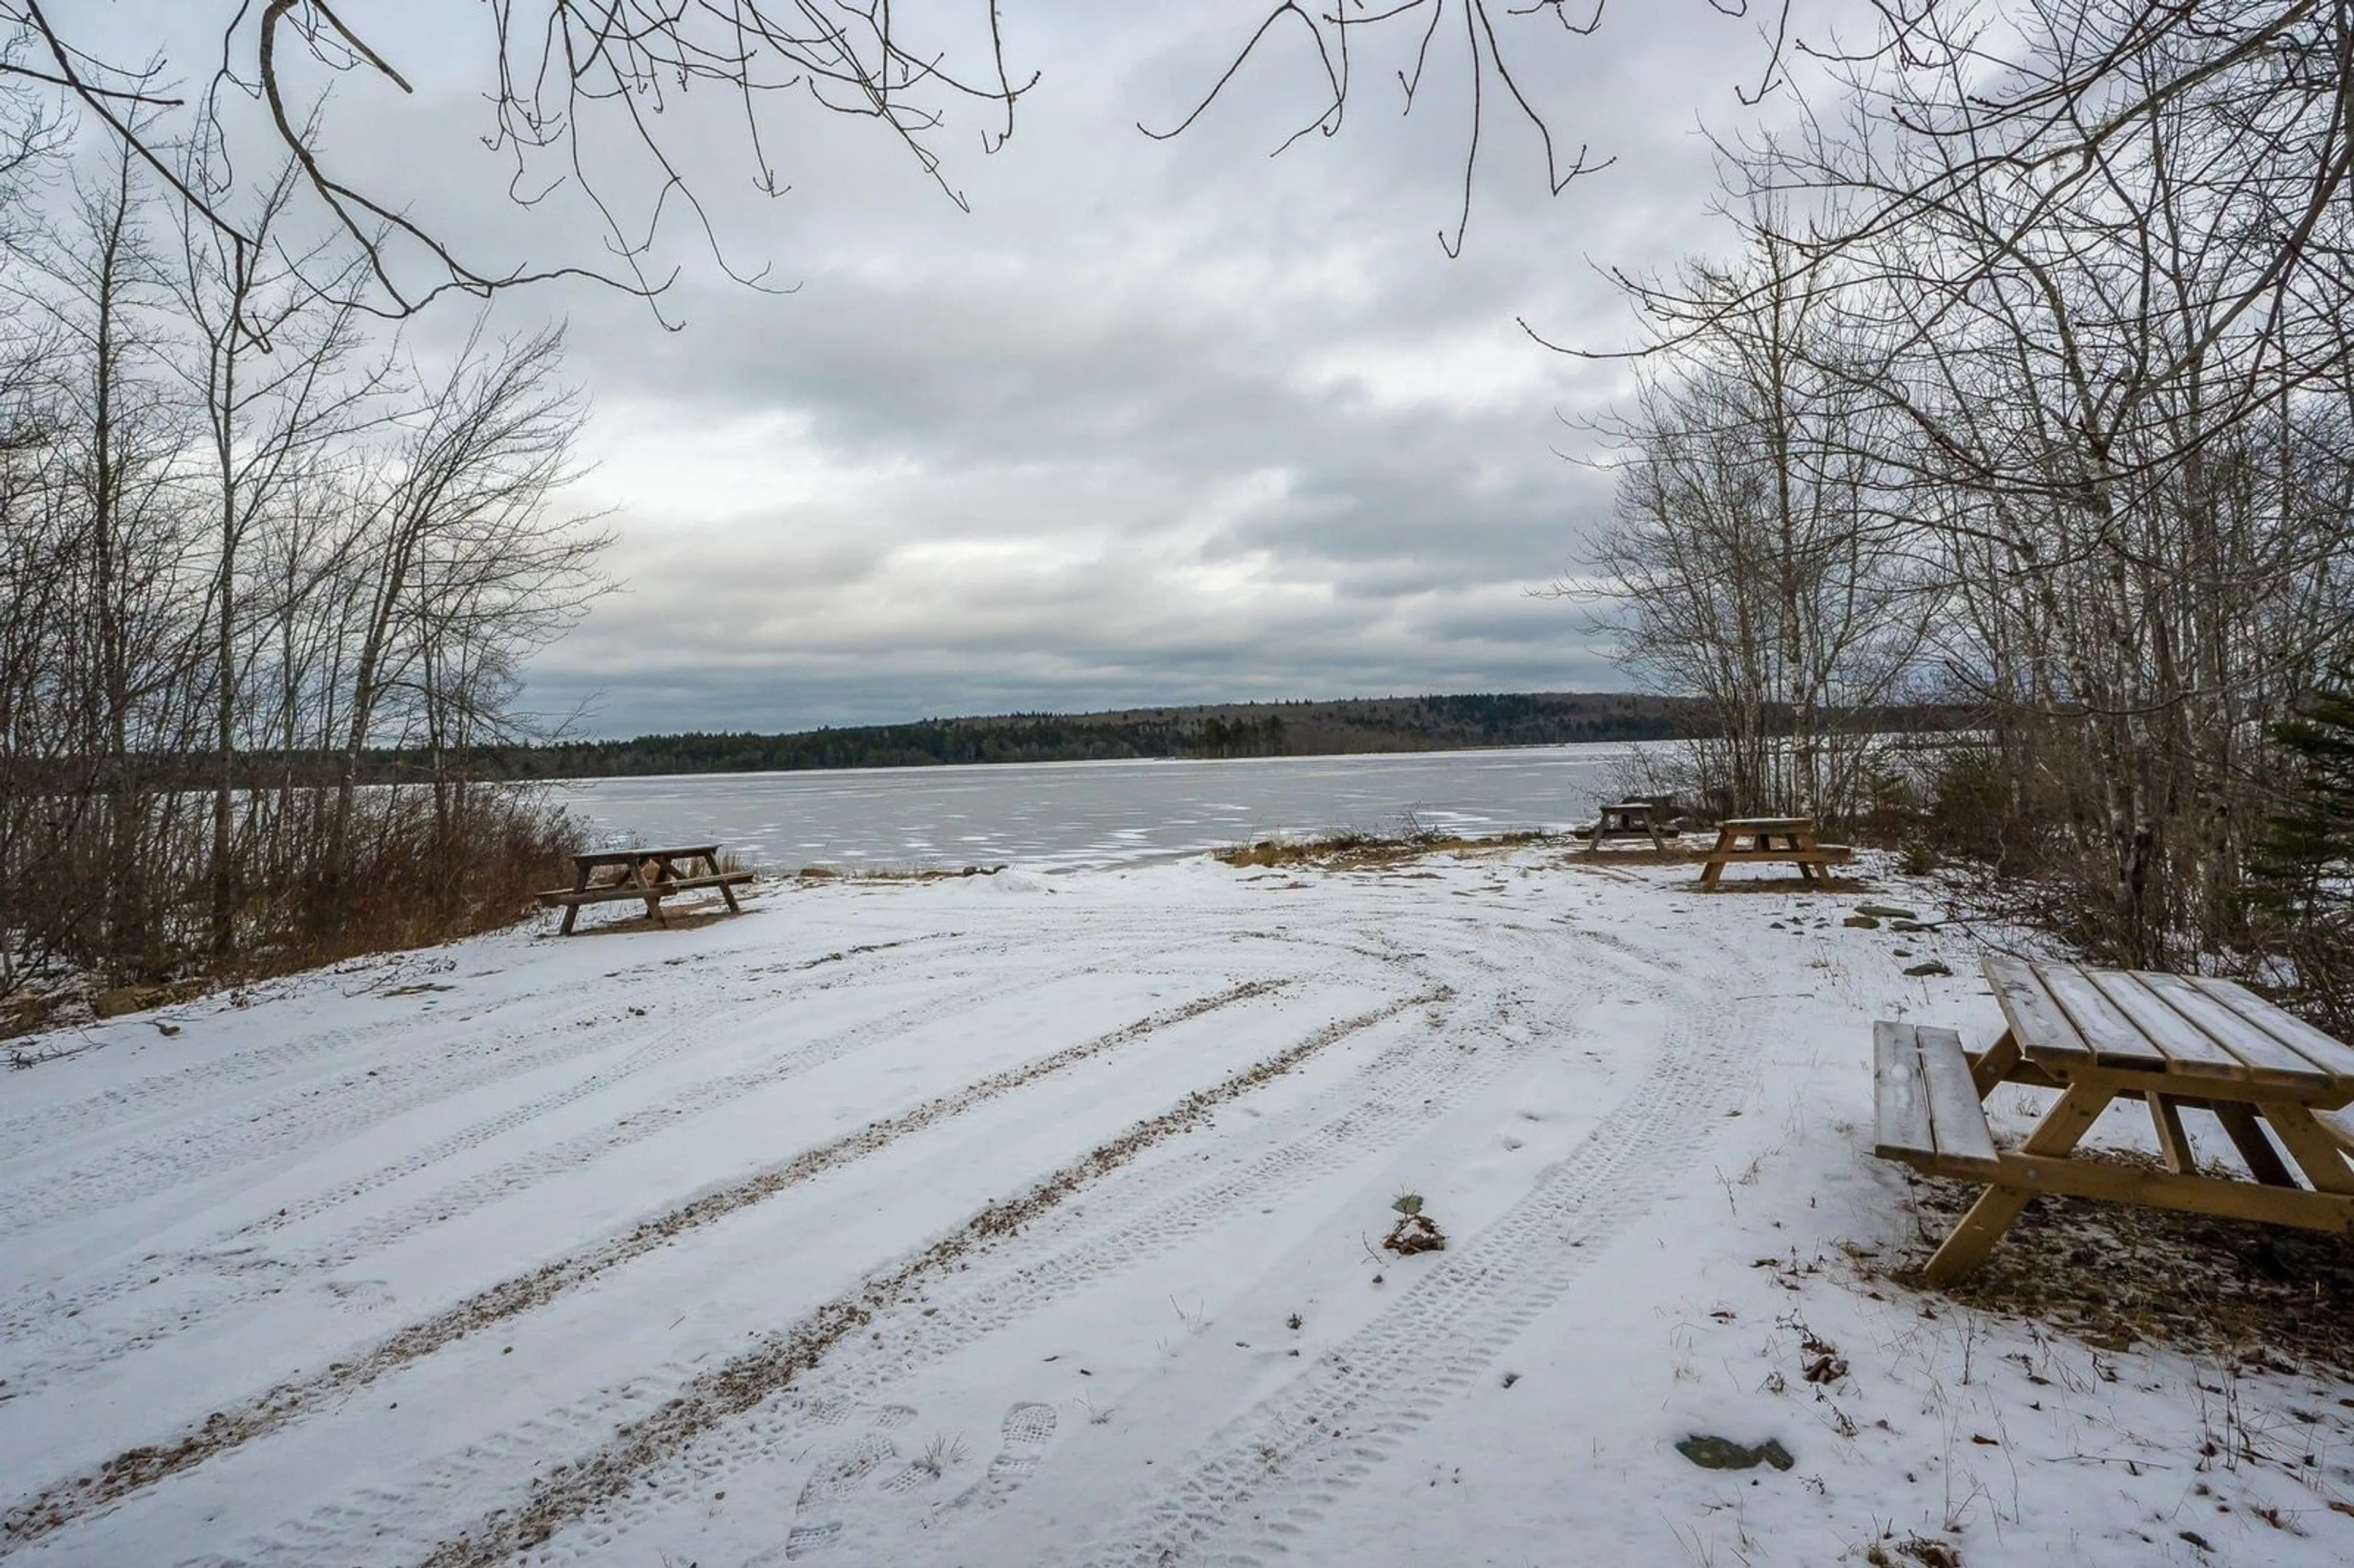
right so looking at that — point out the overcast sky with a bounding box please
[107,3,1849,737]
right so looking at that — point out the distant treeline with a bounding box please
[363,691,1968,780]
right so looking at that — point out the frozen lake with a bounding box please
[555,743,1641,872]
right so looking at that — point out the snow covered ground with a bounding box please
[3,845,2351,1567]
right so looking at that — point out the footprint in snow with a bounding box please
[780,1404,916,1560]
[320,1277,394,1311]
[761,1401,1057,1562]
[950,1401,1058,1513]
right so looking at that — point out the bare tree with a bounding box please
[324,321,608,877]
[0,109,608,991]
[1601,0,2354,970]
[1577,225,1925,824]
[170,140,390,954]
[2,1,1035,324]
[0,0,1833,324]
[18,134,208,966]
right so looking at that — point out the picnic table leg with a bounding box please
[2212,1104,2299,1187]
[1764,832,1807,881]
[2255,1103,2354,1194]
[560,864,590,936]
[2147,1094,2196,1174]
[1968,1027,2022,1098]
[1698,831,1731,886]
[1923,1081,2115,1285]
[695,851,745,914]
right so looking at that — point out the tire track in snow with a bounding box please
[159,958,1468,1568]
[0,969,562,1165]
[0,929,856,1166]
[20,891,1644,1567]
[1,915,1364,1379]
[514,915,1629,1565]
[398,989,1444,1568]
[0,938,1130,1387]
[1074,973,1761,1567]
[0,944,855,1246]
[0,978,1292,1552]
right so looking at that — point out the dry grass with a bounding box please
[794,863,1006,883]
[2,790,584,1045]
[1880,1154,2354,1376]
[1216,828,1552,871]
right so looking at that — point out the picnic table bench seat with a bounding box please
[1873,1021,1999,1176]
[538,870,753,908]
[1701,843,1853,866]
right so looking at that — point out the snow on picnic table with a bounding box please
[1,848,2349,1567]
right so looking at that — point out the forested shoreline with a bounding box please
[370,691,1976,780]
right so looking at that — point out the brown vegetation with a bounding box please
[1216,828,1550,872]
[0,111,609,1026]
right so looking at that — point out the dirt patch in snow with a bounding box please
[1217,829,1551,871]
[1382,1212,1448,1254]
[1883,1155,2354,1377]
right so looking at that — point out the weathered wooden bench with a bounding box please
[1873,1020,2000,1177]
[536,845,755,935]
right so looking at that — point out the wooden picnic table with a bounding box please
[535,845,754,935]
[1585,800,1668,854]
[1875,956,2354,1283]
[1694,816,1852,886]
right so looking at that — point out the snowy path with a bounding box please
[4,850,2352,1567]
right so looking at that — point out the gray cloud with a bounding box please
[85,2,1846,736]
[501,6,1824,735]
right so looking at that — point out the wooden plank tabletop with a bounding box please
[1986,956,2354,1094]
[1719,816,1812,831]
[2035,965,2171,1071]
[1982,954,2093,1066]
[2131,972,2323,1079]
[572,845,720,867]
[2203,980,2354,1079]
[2087,970,2249,1077]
